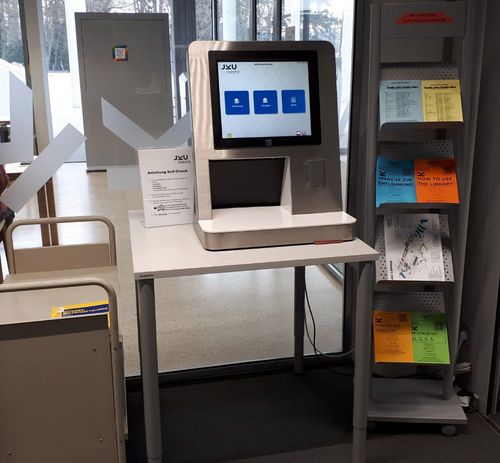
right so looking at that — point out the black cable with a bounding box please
[305,286,355,359]
[303,278,354,378]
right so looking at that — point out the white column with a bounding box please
[222,0,237,40]
[289,0,301,40]
[64,0,87,108]
[20,0,53,150]
[339,3,354,150]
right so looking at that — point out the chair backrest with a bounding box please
[0,219,5,283]
[5,216,117,274]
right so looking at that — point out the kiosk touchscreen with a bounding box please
[188,41,356,250]
[211,51,320,147]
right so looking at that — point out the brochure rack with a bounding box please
[357,0,484,437]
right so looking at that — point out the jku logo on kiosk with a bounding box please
[222,64,238,71]
[174,154,189,161]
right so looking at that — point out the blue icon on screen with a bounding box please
[224,91,250,115]
[282,90,306,113]
[253,90,278,114]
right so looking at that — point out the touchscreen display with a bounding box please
[217,61,312,139]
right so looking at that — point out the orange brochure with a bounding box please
[373,310,413,363]
[414,158,459,203]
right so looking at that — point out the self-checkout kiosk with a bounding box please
[188,40,356,250]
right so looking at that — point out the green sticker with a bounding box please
[412,313,450,364]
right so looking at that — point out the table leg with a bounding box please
[294,266,305,374]
[352,262,373,463]
[45,179,59,245]
[136,279,162,463]
[36,186,51,246]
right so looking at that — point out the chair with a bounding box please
[1,216,125,461]
[5,215,117,274]
[0,277,125,462]
[0,218,5,283]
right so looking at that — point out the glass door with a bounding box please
[0,0,26,131]
[40,0,214,162]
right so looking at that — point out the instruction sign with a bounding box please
[138,147,194,228]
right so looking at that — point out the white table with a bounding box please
[129,210,378,463]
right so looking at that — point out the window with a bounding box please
[0,0,26,123]
[217,0,252,40]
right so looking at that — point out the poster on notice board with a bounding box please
[138,147,194,228]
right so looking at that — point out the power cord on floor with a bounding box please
[303,281,354,378]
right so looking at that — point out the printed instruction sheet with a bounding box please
[138,147,194,227]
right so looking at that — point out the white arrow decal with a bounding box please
[0,73,34,163]
[101,98,192,150]
[1,124,85,212]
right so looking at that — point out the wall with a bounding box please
[460,0,500,415]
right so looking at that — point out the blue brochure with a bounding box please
[376,157,416,206]
[379,80,423,125]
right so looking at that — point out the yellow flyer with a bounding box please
[373,310,413,363]
[51,300,109,325]
[421,79,463,122]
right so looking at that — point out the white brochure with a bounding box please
[384,213,446,281]
[138,147,194,227]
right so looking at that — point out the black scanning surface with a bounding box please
[210,158,285,209]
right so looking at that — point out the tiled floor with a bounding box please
[1,163,344,376]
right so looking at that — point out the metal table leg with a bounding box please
[136,279,162,462]
[352,262,373,463]
[294,266,306,374]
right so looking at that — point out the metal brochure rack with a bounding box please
[359,0,485,435]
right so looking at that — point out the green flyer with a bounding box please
[411,313,450,364]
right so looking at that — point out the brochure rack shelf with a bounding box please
[376,202,458,212]
[381,64,459,81]
[368,378,467,424]
[354,0,483,438]
[374,291,445,314]
[378,139,454,159]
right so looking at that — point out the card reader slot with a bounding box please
[209,158,285,209]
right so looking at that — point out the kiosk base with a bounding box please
[195,206,356,250]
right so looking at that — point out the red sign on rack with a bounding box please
[396,12,454,25]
